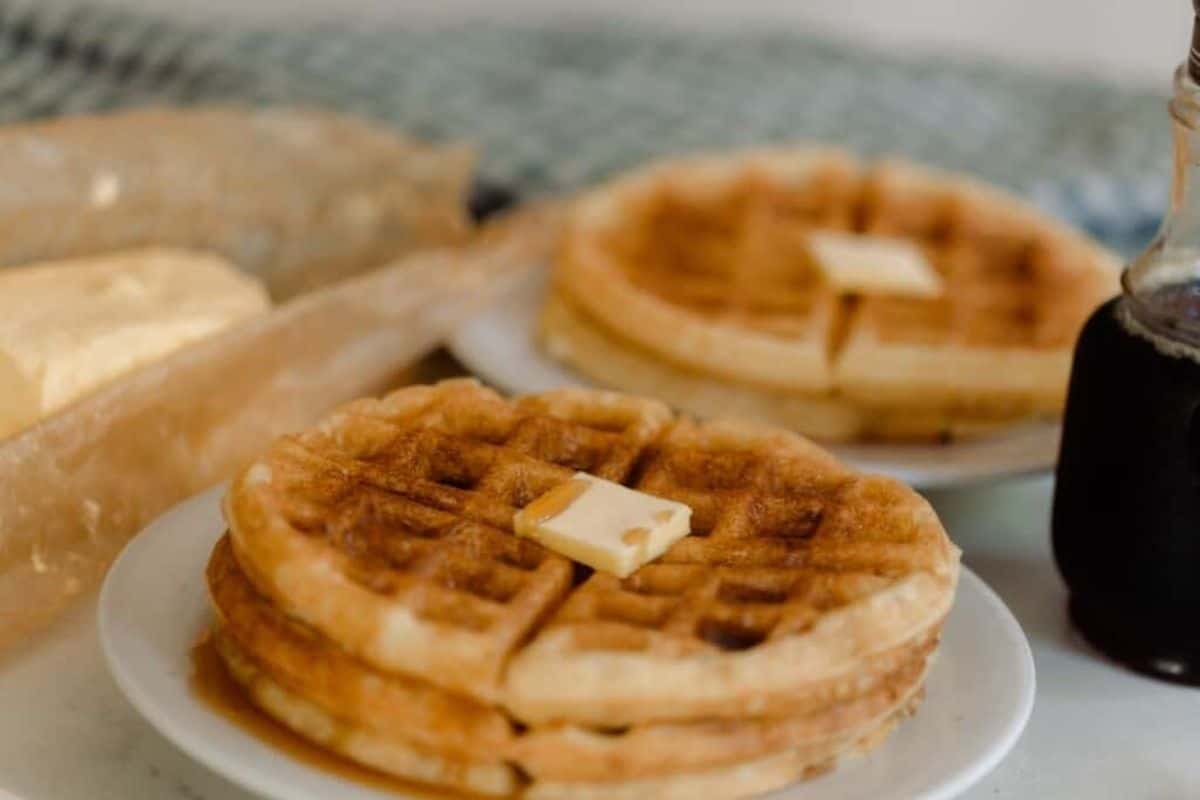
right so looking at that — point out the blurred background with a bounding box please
[46,0,1184,85]
[5,0,1184,254]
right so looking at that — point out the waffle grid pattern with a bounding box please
[858,168,1097,350]
[603,158,1098,360]
[252,381,937,664]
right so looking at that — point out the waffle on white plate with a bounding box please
[543,148,1120,442]
[212,379,959,798]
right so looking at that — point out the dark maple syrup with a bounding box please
[1053,10,1200,686]
[1053,296,1200,684]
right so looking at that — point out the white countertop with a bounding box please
[0,474,1198,800]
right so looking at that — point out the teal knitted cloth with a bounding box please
[0,0,1172,253]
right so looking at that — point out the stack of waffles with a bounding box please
[208,379,958,798]
[541,149,1121,442]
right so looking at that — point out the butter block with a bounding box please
[807,230,944,297]
[514,472,692,578]
[0,249,269,440]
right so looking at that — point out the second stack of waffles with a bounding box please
[210,379,959,799]
[542,148,1120,442]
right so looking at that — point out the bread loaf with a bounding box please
[0,106,473,298]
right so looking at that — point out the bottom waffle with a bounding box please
[214,630,520,797]
[523,710,912,800]
[540,290,1029,442]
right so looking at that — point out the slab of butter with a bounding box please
[514,472,692,578]
[807,230,944,297]
[0,248,269,440]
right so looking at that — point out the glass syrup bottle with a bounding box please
[1052,16,1200,685]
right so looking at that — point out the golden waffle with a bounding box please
[551,148,1120,438]
[226,379,958,726]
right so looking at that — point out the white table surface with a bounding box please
[0,475,1197,799]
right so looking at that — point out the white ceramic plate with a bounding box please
[101,486,1035,800]
[447,270,1062,489]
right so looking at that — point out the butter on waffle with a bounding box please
[226,379,958,731]
[551,148,1120,439]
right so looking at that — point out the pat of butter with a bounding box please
[514,473,692,578]
[807,231,944,298]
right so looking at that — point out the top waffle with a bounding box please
[553,148,1120,420]
[226,379,958,726]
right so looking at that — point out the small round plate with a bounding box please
[447,271,1062,489]
[101,486,1035,800]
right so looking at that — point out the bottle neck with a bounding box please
[1123,67,1200,346]
[1165,71,1200,241]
